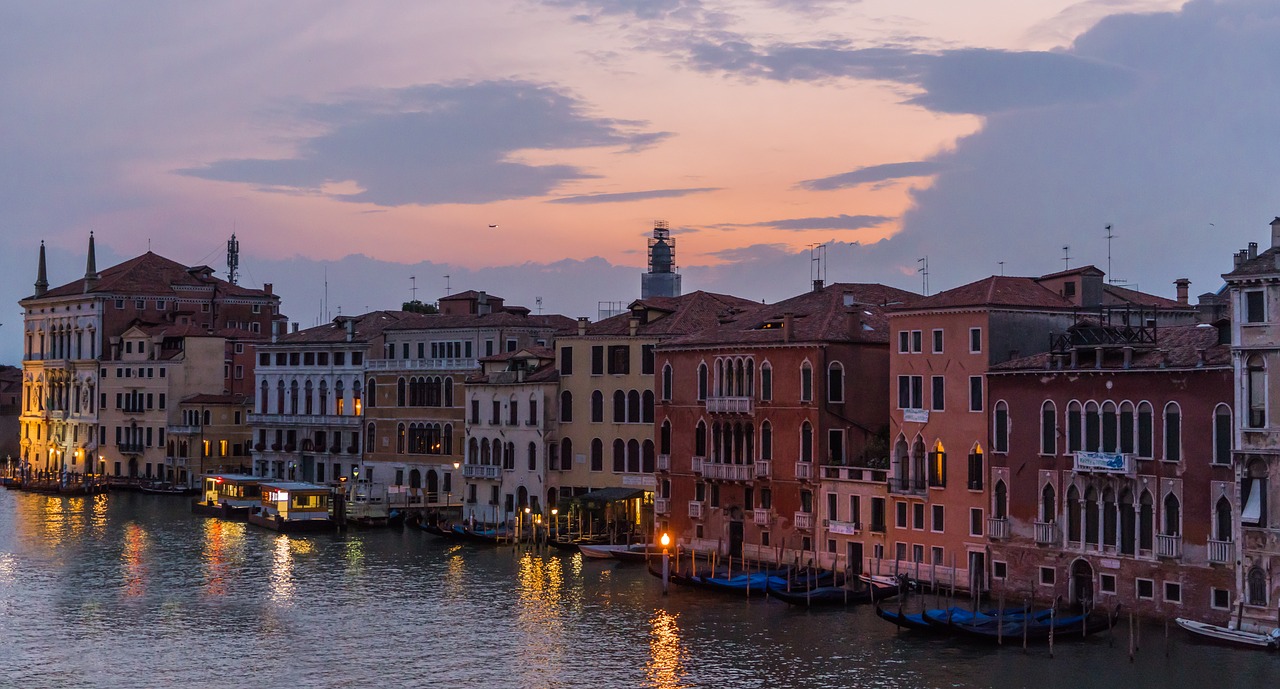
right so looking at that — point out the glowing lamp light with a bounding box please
[660,533,671,548]
[551,508,558,516]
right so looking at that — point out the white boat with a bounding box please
[1175,617,1280,649]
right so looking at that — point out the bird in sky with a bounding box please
[488,224,498,228]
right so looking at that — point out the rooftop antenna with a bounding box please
[536,296,543,315]
[444,274,451,296]
[917,256,929,295]
[998,261,1005,276]
[226,233,240,286]
[1062,245,1071,271]
[324,266,329,323]
[809,242,827,291]
[410,275,418,303]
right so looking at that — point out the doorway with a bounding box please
[1071,559,1094,609]
[729,520,744,559]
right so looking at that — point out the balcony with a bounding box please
[702,462,752,482]
[462,464,500,480]
[691,456,704,474]
[705,396,752,414]
[794,462,812,481]
[117,443,145,455]
[827,519,861,536]
[754,460,771,479]
[822,466,888,483]
[1156,533,1182,559]
[793,511,814,530]
[657,454,670,472]
[688,501,705,519]
[365,358,479,371]
[888,476,926,495]
[167,425,201,435]
[1034,521,1059,545]
[752,509,772,526]
[987,517,1009,540]
[248,413,361,428]
[1207,539,1233,564]
[654,497,670,515]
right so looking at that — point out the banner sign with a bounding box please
[903,409,930,424]
[1074,451,1129,474]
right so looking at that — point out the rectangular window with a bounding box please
[1211,588,1230,610]
[912,544,924,563]
[895,542,907,562]
[928,450,946,487]
[1042,406,1057,454]
[871,498,886,532]
[1246,290,1266,323]
[607,345,631,374]
[491,400,500,424]
[591,346,604,375]
[898,331,909,354]
[641,345,655,375]
[931,504,944,532]
[1214,411,1232,464]
[969,327,983,354]
[967,452,983,490]
[849,495,860,527]
[933,547,946,567]
[968,376,983,412]
[560,346,573,375]
[1040,567,1056,586]
[1100,573,1117,594]
[1136,578,1154,600]
[931,376,945,411]
[470,400,480,424]
[912,502,925,530]
[910,330,922,353]
[1164,582,1182,604]
[932,329,944,354]
[895,501,908,528]
[1138,406,1153,458]
[969,508,984,536]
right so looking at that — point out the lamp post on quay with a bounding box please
[660,532,672,595]
[551,508,559,543]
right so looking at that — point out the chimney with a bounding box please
[1249,242,1259,260]
[1271,217,1280,249]
[344,319,354,341]
[292,322,300,333]
[848,310,862,339]
[264,283,273,296]
[813,279,824,293]
[577,317,589,336]
[628,316,639,337]
[1234,250,1246,269]
[34,241,48,297]
[1174,278,1190,305]
[83,231,99,292]
[783,312,794,343]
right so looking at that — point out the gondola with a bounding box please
[946,608,1118,643]
[767,575,900,607]
[419,522,457,540]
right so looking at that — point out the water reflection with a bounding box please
[201,518,245,597]
[515,552,566,686]
[269,535,295,604]
[646,610,687,689]
[120,523,148,598]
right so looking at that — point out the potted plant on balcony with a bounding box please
[270,443,281,451]
[346,445,358,454]
[284,444,296,453]
[254,442,265,451]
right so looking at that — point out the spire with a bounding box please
[34,241,48,297]
[83,231,98,292]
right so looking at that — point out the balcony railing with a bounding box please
[888,476,926,494]
[754,460,771,479]
[691,456,704,474]
[752,509,772,526]
[827,519,861,536]
[705,396,753,414]
[1034,521,1059,545]
[654,497,670,515]
[657,454,670,472]
[821,466,888,483]
[793,511,814,530]
[987,517,1009,540]
[364,358,479,371]
[794,462,812,481]
[462,464,500,480]
[688,501,705,519]
[1156,533,1182,559]
[1207,539,1233,564]
[248,413,361,428]
[117,443,145,454]
[702,462,752,482]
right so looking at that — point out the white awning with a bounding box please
[1242,479,1262,525]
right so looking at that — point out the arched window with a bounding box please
[1066,485,1081,542]
[613,390,626,423]
[800,362,813,402]
[318,381,328,416]
[1139,491,1154,551]
[1084,486,1099,546]
[694,421,707,457]
[1164,402,1182,462]
[560,391,573,423]
[591,390,604,423]
[929,440,947,488]
[661,363,673,401]
[800,421,813,462]
[589,438,601,471]
[1119,401,1135,453]
[397,377,407,407]
[1248,355,1266,428]
[660,420,671,455]
[911,437,926,489]
[761,421,773,461]
[396,423,406,454]
[1137,402,1154,458]
[627,390,641,424]
[1248,567,1268,606]
[697,363,708,401]
[760,362,773,401]
[335,380,345,415]
[966,443,982,490]
[276,380,285,414]
[528,442,537,471]
[1214,404,1233,465]
[1041,484,1056,524]
[642,390,654,424]
[366,378,377,408]
[1101,401,1117,452]
[443,423,454,455]
[642,440,655,473]
[1084,401,1100,452]
[993,401,1008,453]
[1244,459,1268,527]
[304,380,314,415]
[1215,496,1233,542]
[444,377,454,407]
[1102,487,1116,548]
[203,410,212,425]
[1163,493,1181,536]
[365,422,376,452]
[1066,401,1082,453]
[994,480,1007,519]
[627,439,641,473]
[561,437,574,468]
[827,362,844,403]
[612,439,625,473]
[1119,489,1135,555]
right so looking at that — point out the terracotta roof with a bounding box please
[384,311,575,333]
[180,393,249,405]
[1101,284,1188,310]
[990,323,1231,371]
[478,346,556,362]
[1224,246,1280,279]
[141,322,264,340]
[663,283,921,347]
[1036,264,1105,281]
[467,362,560,385]
[897,276,1074,311]
[34,251,274,300]
[274,310,415,344]
[583,291,759,337]
[439,289,498,301]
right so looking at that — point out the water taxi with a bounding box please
[192,474,263,520]
[247,481,334,532]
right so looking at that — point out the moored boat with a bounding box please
[192,474,262,520]
[1176,618,1280,649]
[246,481,334,532]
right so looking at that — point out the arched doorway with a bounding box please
[1070,559,1094,609]
[517,486,529,510]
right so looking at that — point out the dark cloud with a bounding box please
[540,0,705,21]
[181,80,670,206]
[799,161,946,191]
[548,187,719,204]
[679,36,1136,114]
[720,214,892,231]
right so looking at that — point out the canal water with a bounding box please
[0,490,1273,689]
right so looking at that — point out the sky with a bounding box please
[6,0,1280,361]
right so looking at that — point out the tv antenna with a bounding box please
[536,297,543,315]
[226,233,240,286]
[917,256,929,295]
[998,261,1005,276]
[1062,245,1071,271]
[410,275,418,302]
[809,243,827,289]
[444,274,451,296]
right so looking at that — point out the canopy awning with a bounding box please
[570,487,647,508]
[1242,479,1262,525]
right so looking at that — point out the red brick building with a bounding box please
[986,321,1235,622]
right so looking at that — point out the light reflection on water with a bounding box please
[1,490,1277,689]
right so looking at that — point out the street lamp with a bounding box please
[551,508,559,542]
[660,532,672,595]
[289,461,296,481]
